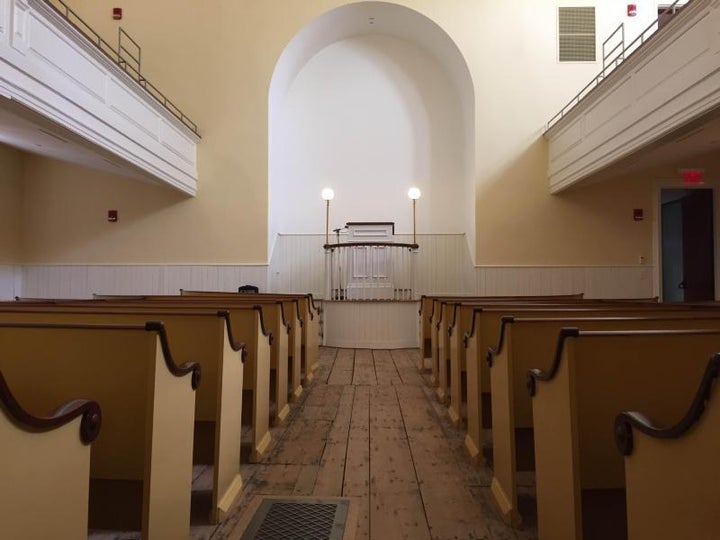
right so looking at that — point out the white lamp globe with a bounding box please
[321,188,335,201]
[408,187,421,200]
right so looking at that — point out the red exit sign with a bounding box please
[680,169,705,185]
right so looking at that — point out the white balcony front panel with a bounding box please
[546,0,720,192]
[0,0,198,194]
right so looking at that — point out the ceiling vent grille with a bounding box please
[558,7,596,62]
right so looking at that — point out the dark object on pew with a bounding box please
[238,285,260,293]
[0,370,101,444]
[614,352,720,455]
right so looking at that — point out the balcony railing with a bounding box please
[43,0,199,136]
[546,0,690,131]
[323,241,419,301]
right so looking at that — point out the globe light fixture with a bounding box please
[321,188,335,245]
[408,187,421,244]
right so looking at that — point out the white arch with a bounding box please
[268,1,475,259]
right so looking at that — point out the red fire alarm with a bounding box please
[627,4,637,16]
[112,7,122,20]
[633,208,644,221]
[108,210,118,222]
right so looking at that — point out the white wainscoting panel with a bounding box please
[0,0,199,194]
[20,264,268,298]
[474,265,654,298]
[0,265,21,299]
[269,233,474,299]
[323,301,419,349]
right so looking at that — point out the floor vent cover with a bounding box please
[242,498,349,540]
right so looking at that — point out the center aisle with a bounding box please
[211,347,538,540]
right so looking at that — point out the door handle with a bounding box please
[678,280,686,289]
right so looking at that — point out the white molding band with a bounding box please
[19,264,269,298]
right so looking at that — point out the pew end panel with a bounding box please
[488,324,521,527]
[283,300,303,401]
[232,308,272,462]
[269,303,290,425]
[530,336,582,540]
[0,373,100,540]
[463,313,484,463]
[447,305,476,428]
[144,335,197,538]
[213,319,245,522]
[617,354,720,540]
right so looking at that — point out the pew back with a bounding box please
[0,322,197,538]
[488,315,720,527]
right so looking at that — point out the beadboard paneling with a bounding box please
[0,265,21,300]
[20,265,268,298]
[474,265,654,298]
[270,233,474,298]
[323,301,419,348]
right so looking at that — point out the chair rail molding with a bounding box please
[0,0,199,194]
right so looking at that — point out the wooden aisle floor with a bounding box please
[205,347,539,540]
[92,347,538,539]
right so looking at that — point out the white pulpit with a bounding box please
[343,222,395,299]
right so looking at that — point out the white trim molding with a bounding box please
[474,265,654,298]
[19,264,268,298]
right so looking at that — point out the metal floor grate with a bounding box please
[241,498,349,540]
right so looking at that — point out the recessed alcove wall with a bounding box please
[268,2,475,259]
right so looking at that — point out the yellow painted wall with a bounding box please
[0,144,23,263]
[15,1,703,266]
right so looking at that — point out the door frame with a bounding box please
[652,179,720,301]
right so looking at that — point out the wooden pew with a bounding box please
[4,301,275,463]
[1,370,101,540]
[527,329,720,540]
[421,294,585,373]
[180,290,321,379]
[0,307,246,523]
[487,315,720,527]
[176,293,303,393]
[444,297,665,426]
[615,353,720,540]
[0,322,198,539]
[462,304,713,462]
[106,290,318,386]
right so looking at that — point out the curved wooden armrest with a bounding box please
[253,306,274,345]
[217,311,247,362]
[486,316,515,367]
[1,371,101,444]
[144,321,202,390]
[526,328,580,397]
[615,353,720,456]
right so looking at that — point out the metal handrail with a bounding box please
[546,0,690,132]
[603,23,625,71]
[43,0,199,136]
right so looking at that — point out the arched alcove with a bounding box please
[269,1,475,259]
